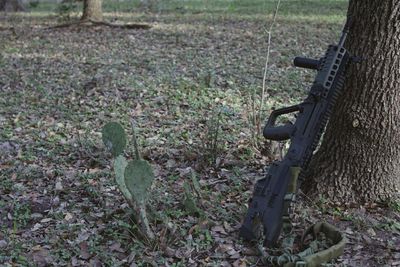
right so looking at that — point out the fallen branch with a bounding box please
[48,19,151,30]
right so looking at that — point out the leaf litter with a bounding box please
[0,8,399,267]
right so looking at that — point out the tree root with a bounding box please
[0,26,14,31]
[48,19,151,30]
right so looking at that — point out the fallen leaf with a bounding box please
[232,259,247,267]
[55,181,63,191]
[31,248,52,267]
[109,242,125,253]
[212,225,227,235]
[79,242,91,260]
[367,228,376,236]
[0,240,7,249]
[64,212,73,221]
[32,223,42,232]
[224,221,234,232]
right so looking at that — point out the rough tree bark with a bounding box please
[303,0,400,203]
[81,0,103,21]
[0,0,26,12]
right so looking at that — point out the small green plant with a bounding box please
[315,194,329,214]
[182,170,205,218]
[388,199,400,212]
[199,107,231,168]
[204,109,222,166]
[379,218,400,235]
[102,121,155,240]
[13,202,31,228]
[7,239,29,265]
[183,181,201,216]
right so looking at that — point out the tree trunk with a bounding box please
[0,0,26,12]
[303,1,400,203]
[81,0,102,22]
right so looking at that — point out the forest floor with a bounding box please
[1,1,399,266]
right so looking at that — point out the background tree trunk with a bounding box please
[81,0,102,21]
[0,0,26,12]
[303,0,400,203]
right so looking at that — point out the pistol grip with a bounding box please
[263,105,301,141]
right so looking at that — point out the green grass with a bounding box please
[30,0,348,17]
[136,0,348,15]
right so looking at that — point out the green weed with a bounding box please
[7,240,29,265]
[12,202,31,229]
[388,199,400,212]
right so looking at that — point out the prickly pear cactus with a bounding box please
[101,121,155,240]
[124,159,155,204]
[113,155,132,201]
[102,122,126,157]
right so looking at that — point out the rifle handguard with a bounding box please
[263,105,301,141]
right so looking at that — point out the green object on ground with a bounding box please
[124,159,154,204]
[102,122,127,157]
[183,181,201,216]
[113,155,131,201]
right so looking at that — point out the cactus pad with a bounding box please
[102,122,127,157]
[124,159,154,204]
[113,155,132,201]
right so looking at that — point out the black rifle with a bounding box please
[240,19,358,246]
